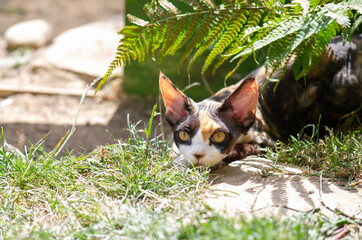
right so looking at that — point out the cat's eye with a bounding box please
[178,130,190,142]
[212,131,226,143]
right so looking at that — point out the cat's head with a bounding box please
[160,72,258,167]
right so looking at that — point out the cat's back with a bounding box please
[210,35,361,140]
[257,35,362,140]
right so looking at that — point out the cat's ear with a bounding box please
[159,72,193,125]
[219,78,258,128]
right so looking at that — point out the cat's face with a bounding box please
[160,72,258,167]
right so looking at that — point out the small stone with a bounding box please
[4,19,53,50]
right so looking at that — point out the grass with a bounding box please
[265,126,362,182]
[0,108,361,239]
[178,208,362,240]
[0,111,210,239]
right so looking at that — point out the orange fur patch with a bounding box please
[199,109,222,141]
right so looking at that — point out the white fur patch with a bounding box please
[178,130,228,167]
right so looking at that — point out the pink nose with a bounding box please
[193,154,205,160]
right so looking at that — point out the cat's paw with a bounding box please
[210,160,228,170]
[222,143,262,164]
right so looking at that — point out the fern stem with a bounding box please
[149,6,268,25]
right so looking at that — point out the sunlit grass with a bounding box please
[0,110,210,238]
[265,127,361,181]
[0,112,361,238]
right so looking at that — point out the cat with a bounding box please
[160,35,362,167]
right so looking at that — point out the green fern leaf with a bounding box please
[159,0,180,15]
[293,0,310,15]
[212,8,264,74]
[310,0,321,10]
[100,0,360,91]
[264,35,294,76]
[292,21,340,80]
[144,2,160,21]
[202,9,248,73]
[167,15,200,55]
[187,12,230,71]
[179,0,214,10]
[267,11,335,71]
[178,14,214,67]
[127,14,149,26]
[145,1,173,21]
[343,0,362,13]
[224,54,251,84]
[200,0,215,8]
[150,24,166,57]
[231,16,306,60]
[159,18,184,59]
[350,14,362,35]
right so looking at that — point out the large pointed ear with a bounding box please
[219,78,258,129]
[159,72,193,126]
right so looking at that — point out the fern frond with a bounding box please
[231,1,357,72]
[99,0,362,91]
[351,14,362,35]
[144,1,162,21]
[201,0,215,8]
[342,0,362,13]
[212,8,264,74]
[144,24,163,58]
[187,12,230,71]
[224,54,251,84]
[293,0,310,15]
[167,15,200,55]
[264,35,294,76]
[178,13,214,67]
[158,18,183,59]
[292,21,340,80]
[127,14,149,26]
[310,0,322,10]
[267,10,335,71]
[159,0,180,15]
[231,16,307,61]
[179,0,215,10]
[202,9,248,73]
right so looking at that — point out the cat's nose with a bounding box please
[193,154,205,160]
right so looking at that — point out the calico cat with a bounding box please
[160,35,362,167]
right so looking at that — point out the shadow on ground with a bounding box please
[204,157,362,217]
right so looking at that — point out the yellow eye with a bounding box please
[212,131,226,143]
[178,130,190,142]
